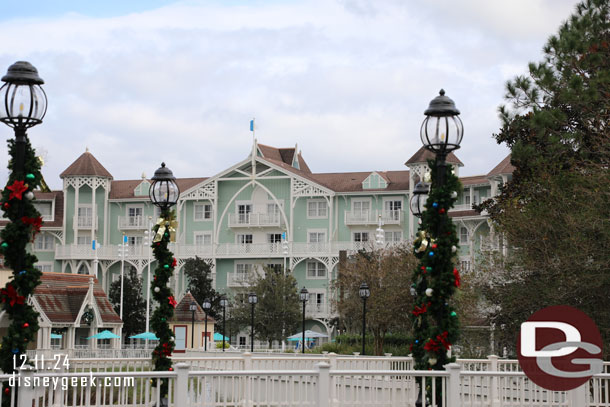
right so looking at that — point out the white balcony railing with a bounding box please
[226,272,251,287]
[381,209,402,225]
[73,215,98,229]
[118,215,146,229]
[228,213,281,228]
[216,243,282,256]
[344,210,403,225]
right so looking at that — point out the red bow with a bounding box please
[168,296,177,308]
[412,302,430,316]
[7,180,28,201]
[436,331,451,350]
[22,216,43,235]
[424,338,441,352]
[453,268,461,287]
[172,258,177,267]
[1,284,25,307]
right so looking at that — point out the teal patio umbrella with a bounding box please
[213,332,229,341]
[87,330,121,340]
[50,333,62,339]
[130,332,159,340]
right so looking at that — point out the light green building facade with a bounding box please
[24,142,513,345]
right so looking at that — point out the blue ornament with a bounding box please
[429,251,434,257]
[432,202,438,208]
[415,339,419,344]
[19,270,26,275]
[12,348,19,354]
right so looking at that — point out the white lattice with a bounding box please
[47,230,64,245]
[64,176,110,191]
[181,182,216,201]
[291,179,330,198]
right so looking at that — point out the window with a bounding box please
[77,206,94,228]
[77,264,89,275]
[308,292,325,312]
[352,200,370,214]
[307,261,326,278]
[239,337,246,347]
[34,201,53,221]
[34,263,53,273]
[308,231,326,243]
[237,234,253,244]
[34,234,55,251]
[307,200,327,218]
[194,203,212,221]
[266,263,282,274]
[460,227,469,244]
[237,203,252,224]
[126,207,143,227]
[353,232,369,242]
[267,203,280,222]
[235,263,252,281]
[77,236,92,246]
[384,200,402,220]
[384,231,402,243]
[461,260,471,272]
[195,233,212,246]
[267,233,282,244]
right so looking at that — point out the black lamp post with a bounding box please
[248,292,258,352]
[359,282,370,356]
[189,301,197,349]
[149,162,180,214]
[219,295,229,352]
[299,287,309,354]
[202,298,211,351]
[409,182,430,218]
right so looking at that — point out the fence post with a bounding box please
[174,363,189,407]
[445,363,461,407]
[243,352,253,407]
[568,383,587,407]
[327,352,337,370]
[488,355,500,407]
[317,362,331,407]
[17,367,35,407]
[243,351,252,370]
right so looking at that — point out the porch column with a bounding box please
[73,186,79,246]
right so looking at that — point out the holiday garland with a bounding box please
[150,209,178,396]
[0,136,43,404]
[411,158,461,371]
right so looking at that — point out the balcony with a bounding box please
[73,216,98,229]
[216,243,283,257]
[55,244,152,260]
[226,272,251,287]
[118,216,147,230]
[228,213,281,228]
[307,303,330,319]
[344,210,403,226]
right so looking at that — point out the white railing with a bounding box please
[174,244,214,257]
[226,272,251,287]
[345,210,377,225]
[216,242,282,256]
[73,215,98,229]
[117,215,145,229]
[381,209,402,225]
[228,212,281,227]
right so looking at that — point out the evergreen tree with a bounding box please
[477,0,610,356]
[108,267,146,342]
[183,256,220,319]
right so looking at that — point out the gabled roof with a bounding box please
[258,143,312,174]
[34,273,121,324]
[460,175,490,186]
[310,170,410,193]
[60,151,113,179]
[487,154,515,177]
[0,190,64,228]
[109,178,207,199]
[170,292,214,323]
[404,146,463,166]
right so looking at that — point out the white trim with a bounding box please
[352,230,370,243]
[33,233,56,252]
[194,231,213,246]
[305,260,327,280]
[350,197,372,211]
[193,202,213,222]
[34,199,55,222]
[125,204,144,217]
[307,228,327,243]
[34,261,54,273]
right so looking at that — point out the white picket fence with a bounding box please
[3,354,610,406]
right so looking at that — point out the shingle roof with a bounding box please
[258,143,312,174]
[0,190,64,228]
[404,146,463,166]
[35,273,122,324]
[60,151,113,179]
[460,175,489,186]
[487,154,515,177]
[310,170,410,193]
[170,292,214,323]
[109,178,207,199]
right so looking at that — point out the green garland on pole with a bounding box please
[150,208,177,396]
[411,158,462,373]
[0,136,43,404]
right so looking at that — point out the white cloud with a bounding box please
[0,0,580,189]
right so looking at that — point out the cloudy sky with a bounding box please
[0,0,580,190]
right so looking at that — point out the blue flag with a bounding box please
[250,119,254,132]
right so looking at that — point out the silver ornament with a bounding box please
[451,245,457,253]
[154,287,160,293]
[451,191,458,199]
[425,288,433,297]
[25,191,34,200]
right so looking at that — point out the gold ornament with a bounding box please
[153,212,178,242]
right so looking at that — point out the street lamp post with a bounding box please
[248,292,258,352]
[189,301,197,349]
[299,287,309,354]
[219,295,229,352]
[202,298,211,351]
[359,282,370,356]
[143,216,153,349]
[0,61,47,400]
[409,182,430,219]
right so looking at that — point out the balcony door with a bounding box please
[127,207,143,227]
[384,200,401,220]
[174,326,187,353]
[237,204,252,224]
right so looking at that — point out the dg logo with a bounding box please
[518,305,603,391]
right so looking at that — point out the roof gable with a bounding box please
[170,292,214,323]
[487,154,515,177]
[404,146,463,166]
[362,172,388,190]
[60,151,113,179]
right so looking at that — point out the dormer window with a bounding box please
[362,172,388,190]
[33,201,53,221]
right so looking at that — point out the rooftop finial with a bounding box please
[439,89,445,96]
[85,146,89,153]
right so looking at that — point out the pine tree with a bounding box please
[108,267,146,342]
[183,256,220,319]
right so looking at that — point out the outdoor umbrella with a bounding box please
[87,330,121,340]
[50,333,62,339]
[129,332,159,340]
[286,330,328,341]
[213,332,229,341]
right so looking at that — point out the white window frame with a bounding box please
[307,229,327,243]
[77,235,92,246]
[235,262,253,282]
[34,200,54,222]
[267,233,282,244]
[306,261,327,279]
[194,202,213,221]
[460,227,469,245]
[34,262,53,273]
[236,234,253,244]
[307,199,328,219]
[34,233,55,251]
[351,198,372,213]
[307,290,326,313]
[353,231,370,243]
[384,231,402,243]
[194,232,212,246]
